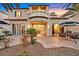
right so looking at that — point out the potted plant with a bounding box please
[2,31,10,36]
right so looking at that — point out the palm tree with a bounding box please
[72,3,79,11]
[62,3,79,18]
[26,28,38,44]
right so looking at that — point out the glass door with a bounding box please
[33,25,46,36]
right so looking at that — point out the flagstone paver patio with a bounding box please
[36,36,79,49]
[0,35,79,50]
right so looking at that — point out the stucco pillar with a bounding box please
[27,21,32,28]
[17,24,19,35]
[25,21,27,31]
[10,24,13,34]
[46,7,48,13]
[46,21,52,36]
[29,7,32,12]
[16,24,18,35]
[18,24,20,35]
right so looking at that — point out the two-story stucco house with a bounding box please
[4,4,71,36]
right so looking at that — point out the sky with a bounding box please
[0,3,72,12]
[0,4,6,11]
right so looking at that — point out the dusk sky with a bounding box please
[0,3,72,12]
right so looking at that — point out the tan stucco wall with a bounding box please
[64,26,79,32]
[8,10,28,19]
[50,19,67,24]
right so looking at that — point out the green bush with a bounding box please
[26,28,38,44]
[18,51,28,56]
[31,39,36,44]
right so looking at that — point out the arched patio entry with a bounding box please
[27,17,52,36]
[30,21,47,36]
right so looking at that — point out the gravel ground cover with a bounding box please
[0,43,79,56]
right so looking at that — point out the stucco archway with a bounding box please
[27,18,52,36]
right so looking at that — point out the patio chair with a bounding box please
[64,31,73,40]
[59,33,67,40]
[66,31,72,34]
[0,35,5,40]
[69,34,78,44]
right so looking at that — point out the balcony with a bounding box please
[29,11,49,19]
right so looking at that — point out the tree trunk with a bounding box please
[30,34,33,44]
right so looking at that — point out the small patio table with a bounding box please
[69,33,77,44]
[60,33,77,44]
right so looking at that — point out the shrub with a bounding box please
[26,28,38,44]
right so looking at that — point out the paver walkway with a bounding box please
[36,36,79,50]
[1,35,79,50]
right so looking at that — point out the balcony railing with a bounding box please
[29,11,49,18]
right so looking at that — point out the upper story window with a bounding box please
[13,11,22,17]
[32,6,47,11]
